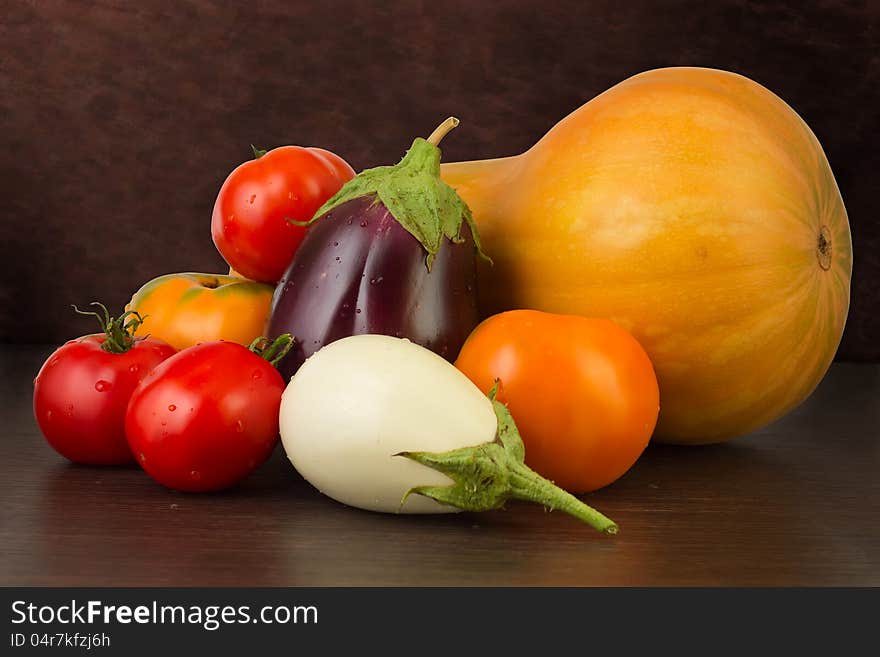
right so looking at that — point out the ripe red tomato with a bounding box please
[125,338,291,492]
[33,306,176,465]
[211,146,355,283]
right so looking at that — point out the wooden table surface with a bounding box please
[2,345,878,586]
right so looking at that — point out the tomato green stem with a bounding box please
[248,334,296,368]
[72,302,147,354]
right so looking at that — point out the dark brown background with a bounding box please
[1,0,877,357]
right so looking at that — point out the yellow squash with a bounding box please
[441,67,852,444]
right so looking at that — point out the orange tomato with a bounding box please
[126,273,273,351]
[455,310,659,492]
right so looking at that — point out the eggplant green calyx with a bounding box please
[397,384,619,534]
[248,333,296,368]
[73,302,147,354]
[292,117,491,271]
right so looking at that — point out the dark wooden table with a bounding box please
[2,345,878,586]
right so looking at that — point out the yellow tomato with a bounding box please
[126,273,273,351]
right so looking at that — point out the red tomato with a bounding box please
[211,146,355,283]
[125,340,289,492]
[33,306,176,465]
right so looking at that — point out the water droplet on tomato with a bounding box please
[139,453,146,462]
[95,380,111,392]
[235,420,245,433]
[251,370,262,380]
[65,404,75,417]
[190,470,201,480]
[168,404,176,411]
[249,194,256,204]
[129,363,140,373]
[46,410,53,421]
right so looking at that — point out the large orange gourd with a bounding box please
[441,67,852,444]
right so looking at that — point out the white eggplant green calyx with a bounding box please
[399,388,619,534]
[290,116,491,270]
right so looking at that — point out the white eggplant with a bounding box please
[279,334,617,532]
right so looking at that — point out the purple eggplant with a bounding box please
[268,118,489,381]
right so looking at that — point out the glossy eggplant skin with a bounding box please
[268,195,479,381]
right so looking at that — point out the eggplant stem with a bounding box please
[508,465,619,534]
[398,396,619,534]
[426,117,460,146]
